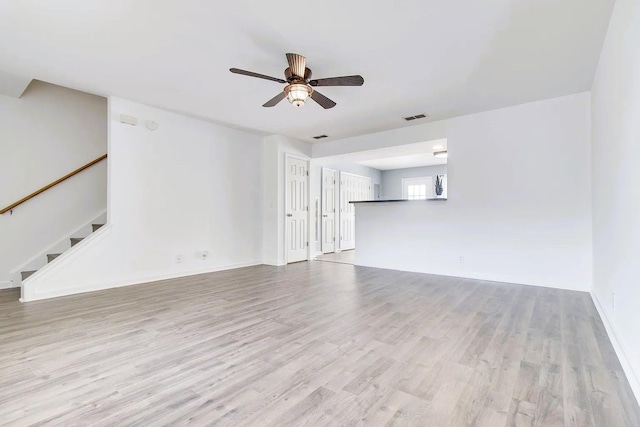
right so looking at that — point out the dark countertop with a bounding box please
[350,198,447,203]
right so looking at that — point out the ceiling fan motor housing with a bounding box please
[284,67,313,82]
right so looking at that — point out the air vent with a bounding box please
[403,113,429,121]
[313,134,328,140]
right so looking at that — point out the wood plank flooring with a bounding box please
[0,262,638,426]
[315,250,356,265]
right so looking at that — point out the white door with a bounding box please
[339,172,371,251]
[340,172,355,251]
[286,156,308,263]
[321,168,336,253]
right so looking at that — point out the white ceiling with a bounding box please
[0,0,614,142]
[329,139,447,170]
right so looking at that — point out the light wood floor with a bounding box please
[315,250,356,265]
[1,262,638,426]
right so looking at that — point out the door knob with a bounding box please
[286,214,293,217]
[322,215,328,217]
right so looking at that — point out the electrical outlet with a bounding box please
[200,250,209,260]
[175,254,183,264]
[459,256,465,264]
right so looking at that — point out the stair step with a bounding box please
[47,253,62,263]
[21,270,37,281]
[70,237,84,247]
[92,224,104,232]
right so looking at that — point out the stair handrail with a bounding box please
[0,154,107,215]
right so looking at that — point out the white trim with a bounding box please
[21,223,112,285]
[352,259,589,292]
[401,176,434,200]
[11,210,108,288]
[591,292,640,405]
[20,223,113,301]
[321,167,337,254]
[21,260,262,302]
[0,281,17,290]
[284,152,310,162]
[338,171,371,251]
[284,153,310,264]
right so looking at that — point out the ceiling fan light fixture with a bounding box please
[230,53,363,109]
[433,150,448,158]
[285,83,312,107]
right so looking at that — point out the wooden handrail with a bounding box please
[0,154,107,215]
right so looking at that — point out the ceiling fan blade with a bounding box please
[286,53,306,78]
[230,68,286,84]
[263,92,286,107]
[310,90,336,109]
[309,75,364,87]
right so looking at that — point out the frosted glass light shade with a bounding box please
[286,83,311,107]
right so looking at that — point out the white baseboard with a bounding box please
[22,260,263,302]
[591,292,640,406]
[353,261,589,292]
[0,281,17,290]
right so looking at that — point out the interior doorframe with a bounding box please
[284,153,311,264]
[321,167,337,254]
[338,171,372,252]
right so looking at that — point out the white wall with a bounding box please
[312,120,448,158]
[350,93,593,292]
[381,164,448,199]
[0,80,107,288]
[22,97,263,301]
[262,134,312,266]
[313,160,382,186]
[591,0,640,402]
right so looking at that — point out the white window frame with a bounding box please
[402,177,434,200]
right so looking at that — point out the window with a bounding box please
[402,177,433,200]
[407,184,427,200]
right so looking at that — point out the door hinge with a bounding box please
[306,241,309,247]
[306,171,309,176]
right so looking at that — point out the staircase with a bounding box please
[19,224,104,282]
[13,213,106,287]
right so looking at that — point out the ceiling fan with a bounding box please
[230,53,364,109]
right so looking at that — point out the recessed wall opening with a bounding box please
[311,138,448,264]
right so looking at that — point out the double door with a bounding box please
[339,172,371,251]
[321,169,371,253]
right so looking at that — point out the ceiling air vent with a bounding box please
[313,134,329,140]
[403,113,429,121]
